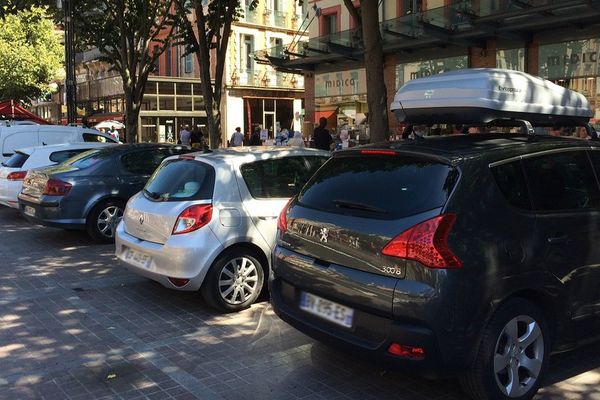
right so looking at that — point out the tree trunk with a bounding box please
[124,91,140,143]
[360,0,388,143]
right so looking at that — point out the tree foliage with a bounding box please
[176,0,258,148]
[0,7,63,102]
[75,0,181,142]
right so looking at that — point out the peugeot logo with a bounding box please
[139,214,145,225]
[319,228,328,243]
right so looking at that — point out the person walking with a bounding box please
[229,127,244,147]
[179,125,191,146]
[249,127,261,146]
[313,117,332,151]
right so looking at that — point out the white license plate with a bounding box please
[299,292,354,328]
[123,248,152,269]
[24,205,35,217]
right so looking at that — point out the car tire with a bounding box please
[201,248,265,313]
[460,298,550,400]
[86,199,125,243]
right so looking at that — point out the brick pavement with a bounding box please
[0,206,599,400]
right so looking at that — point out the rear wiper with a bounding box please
[144,189,162,200]
[333,199,387,214]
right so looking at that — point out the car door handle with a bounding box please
[258,216,277,220]
[547,235,569,245]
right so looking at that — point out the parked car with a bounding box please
[18,144,192,242]
[0,125,118,164]
[0,142,115,208]
[270,69,600,400]
[115,147,330,312]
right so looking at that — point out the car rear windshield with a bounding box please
[143,160,215,201]
[298,153,458,219]
[2,151,29,168]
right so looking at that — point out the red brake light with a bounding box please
[387,343,425,359]
[172,204,212,235]
[360,149,397,156]
[278,198,293,233]
[382,214,462,269]
[7,171,27,181]
[179,155,195,160]
[43,179,72,196]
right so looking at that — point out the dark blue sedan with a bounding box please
[18,144,192,242]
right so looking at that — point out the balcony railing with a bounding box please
[244,7,260,24]
[77,75,123,101]
[234,69,303,89]
[274,10,287,27]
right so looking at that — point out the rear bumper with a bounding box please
[18,195,86,229]
[0,179,21,209]
[270,277,444,377]
[115,221,224,291]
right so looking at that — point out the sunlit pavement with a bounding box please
[0,206,599,400]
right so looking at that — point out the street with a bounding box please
[1,206,599,400]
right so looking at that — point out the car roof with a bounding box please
[170,146,330,165]
[85,143,187,156]
[15,142,115,155]
[349,134,600,165]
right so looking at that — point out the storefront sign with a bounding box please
[315,69,366,98]
[396,55,468,88]
[539,39,600,79]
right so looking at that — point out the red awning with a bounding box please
[0,100,52,125]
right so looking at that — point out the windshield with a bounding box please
[143,159,215,202]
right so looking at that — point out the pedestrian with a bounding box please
[229,127,244,147]
[287,131,305,147]
[249,127,261,146]
[109,126,120,141]
[179,124,191,146]
[191,126,202,148]
[313,117,332,151]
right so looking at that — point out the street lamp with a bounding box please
[57,0,77,125]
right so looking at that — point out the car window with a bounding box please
[491,160,532,210]
[120,148,183,175]
[66,149,107,169]
[240,156,328,199]
[144,160,215,201]
[49,149,91,164]
[298,154,458,220]
[524,151,600,211]
[83,132,116,143]
[2,151,29,168]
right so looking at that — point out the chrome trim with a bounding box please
[489,146,594,168]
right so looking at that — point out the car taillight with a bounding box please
[278,198,294,233]
[360,149,397,156]
[172,204,212,235]
[382,213,462,269]
[43,179,72,196]
[7,171,27,181]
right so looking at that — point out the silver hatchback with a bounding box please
[115,147,329,312]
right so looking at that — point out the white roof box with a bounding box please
[390,68,593,126]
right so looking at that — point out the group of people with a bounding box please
[178,124,206,148]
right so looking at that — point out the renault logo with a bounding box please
[139,214,145,225]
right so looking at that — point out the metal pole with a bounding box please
[64,0,77,125]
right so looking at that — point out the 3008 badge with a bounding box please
[382,266,402,276]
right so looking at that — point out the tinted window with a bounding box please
[83,133,116,143]
[524,151,600,211]
[121,148,186,175]
[491,161,532,210]
[67,149,107,169]
[299,154,457,219]
[240,156,327,199]
[49,149,91,164]
[2,152,29,168]
[144,160,215,201]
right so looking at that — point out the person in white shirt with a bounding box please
[287,131,305,147]
[230,127,244,147]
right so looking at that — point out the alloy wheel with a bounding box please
[96,205,123,238]
[218,257,259,305]
[493,315,544,398]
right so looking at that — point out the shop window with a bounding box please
[497,48,525,72]
[397,0,423,15]
[177,97,193,111]
[159,97,175,111]
[177,83,192,96]
[158,82,175,95]
[184,54,193,74]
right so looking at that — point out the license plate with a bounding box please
[299,292,354,328]
[24,205,35,217]
[123,248,152,269]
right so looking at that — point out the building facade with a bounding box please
[264,0,600,140]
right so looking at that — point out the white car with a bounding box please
[115,147,330,312]
[0,142,115,208]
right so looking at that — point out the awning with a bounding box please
[315,106,338,123]
[0,100,51,125]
